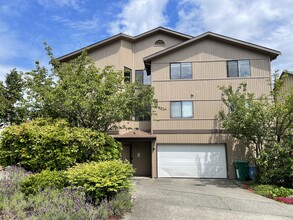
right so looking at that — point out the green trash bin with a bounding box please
[233,160,248,181]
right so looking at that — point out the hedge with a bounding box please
[0,118,122,172]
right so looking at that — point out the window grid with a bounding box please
[227,60,250,77]
[170,62,192,79]
[170,101,193,118]
[135,70,151,85]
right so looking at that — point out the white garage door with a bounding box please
[157,144,227,178]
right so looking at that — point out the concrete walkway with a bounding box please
[124,178,293,220]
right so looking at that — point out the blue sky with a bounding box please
[1,0,292,81]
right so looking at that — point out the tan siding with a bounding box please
[118,121,151,134]
[153,78,271,102]
[152,39,270,64]
[155,101,222,120]
[121,40,134,71]
[134,34,185,70]
[152,120,219,130]
[88,40,122,70]
[281,75,293,95]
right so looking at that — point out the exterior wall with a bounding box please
[134,33,184,70]
[69,31,276,179]
[150,38,272,179]
[87,33,187,132]
[88,40,122,69]
[120,40,134,74]
[118,121,151,134]
[280,74,293,95]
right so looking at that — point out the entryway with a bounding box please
[122,142,151,176]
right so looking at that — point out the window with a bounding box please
[171,101,193,118]
[170,63,192,79]
[124,67,132,83]
[227,60,250,77]
[135,70,151,85]
[154,39,165,46]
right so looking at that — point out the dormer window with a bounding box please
[154,40,165,46]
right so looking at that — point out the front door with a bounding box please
[122,143,151,176]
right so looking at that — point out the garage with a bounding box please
[157,144,227,178]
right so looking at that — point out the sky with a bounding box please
[0,0,292,82]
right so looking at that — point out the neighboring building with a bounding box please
[279,71,293,95]
[58,27,280,179]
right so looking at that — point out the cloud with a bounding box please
[37,0,84,11]
[109,0,169,36]
[175,0,293,71]
[52,15,100,31]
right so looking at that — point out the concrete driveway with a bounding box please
[124,178,293,220]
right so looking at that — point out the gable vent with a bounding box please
[154,39,165,46]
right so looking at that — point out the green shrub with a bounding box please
[1,165,134,219]
[20,170,69,196]
[249,184,278,197]
[0,118,122,172]
[257,141,293,188]
[66,160,135,202]
[269,187,293,198]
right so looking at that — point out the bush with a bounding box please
[257,141,293,188]
[66,160,135,203]
[109,190,133,218]
[20,170,69,196]
[1,166,134,220]
[269,187,293,198]
[0,118,122,172]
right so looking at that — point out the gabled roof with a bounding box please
[280,71,293,78]
[57,27,192,62]
[144,31,281,63]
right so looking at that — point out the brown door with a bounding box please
[131,143,151,176]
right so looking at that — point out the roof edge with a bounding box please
[144,31,281,62]
[57,27,192,62]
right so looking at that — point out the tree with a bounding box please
[271,71,293,142]
[24,44,159,131]
[219,83,272,158]
[0,69,26,126]
[219,71,293,159]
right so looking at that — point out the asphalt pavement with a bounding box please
[124,178,293,220]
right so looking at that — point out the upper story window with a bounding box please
[171,101,193,118]
[135,70,151,85]
[124,67,132,83]
[154,39,165,46]
[170,63,192,79]
[227,60,250,77]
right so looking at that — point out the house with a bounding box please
[279,71,293,95]
[58,27,281,179]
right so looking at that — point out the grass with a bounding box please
[247,183,278,197]
[0,166,133,219]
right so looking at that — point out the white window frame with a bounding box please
[227,60,250,77]
[170,101,193,118]
[170,62,192,79]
